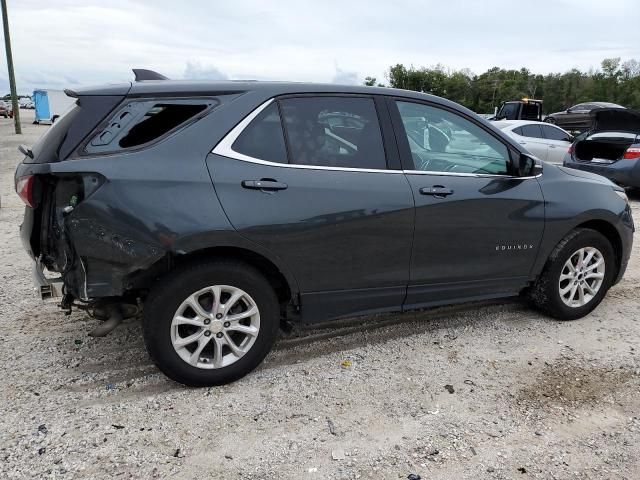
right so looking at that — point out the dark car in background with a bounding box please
[14,73,634,386]
[564,108,640,189]
[545,102,625,132]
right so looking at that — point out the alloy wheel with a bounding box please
[558,247,605,308]
[170,285,260,369]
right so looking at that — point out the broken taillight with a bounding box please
[16,175,35,207]
[623,147,640,160]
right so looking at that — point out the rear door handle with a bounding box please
[419,186,454,197]
[242,179,288,191]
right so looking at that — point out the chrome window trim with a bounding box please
[212,98,401,174]
[211,98,542,179]
[403,170,542,179]
[402,170,512,178]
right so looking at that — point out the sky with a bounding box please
[1,0,639,94]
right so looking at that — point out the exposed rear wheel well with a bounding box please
[574,220,622,278]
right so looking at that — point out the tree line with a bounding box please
[364,58,640,114]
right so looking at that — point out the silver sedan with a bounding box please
[493,120,574,164]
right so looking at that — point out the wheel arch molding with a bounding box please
[132,238,301,308]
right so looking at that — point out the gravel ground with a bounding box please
[1,111,639,480]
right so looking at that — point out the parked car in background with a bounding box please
[14,73,633,386]
[564,108,640,189]
[19,98,33,109]
[545,102,625,132]
[0,100,14,118]
[493,120,573,164]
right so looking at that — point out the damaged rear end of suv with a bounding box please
[15,78,231,333]
[16,88,129,308]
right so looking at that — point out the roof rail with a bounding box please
[132,69,169,81]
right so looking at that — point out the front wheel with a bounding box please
[143,260,280,386]
[529,228,615,320]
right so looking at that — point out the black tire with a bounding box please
[545,117,556,124]
[529,228,615,320]
[143,259,280,387]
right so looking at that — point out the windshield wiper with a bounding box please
[18,144,34,159]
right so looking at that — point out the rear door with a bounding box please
[388,98,545,307]
[208,95,415,322]
[540,124,573,164]
[513,124,549,161]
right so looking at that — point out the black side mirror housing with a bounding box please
[517,154,542,177]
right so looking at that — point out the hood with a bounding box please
[590,108,640,133]
[557,165,615,186]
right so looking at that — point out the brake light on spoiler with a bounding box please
[16,175,36,207]
[623,147,640,160]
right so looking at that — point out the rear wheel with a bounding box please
[529,228,615,320]
[545,117,556,124]
[143,260,280,386]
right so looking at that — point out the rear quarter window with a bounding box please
[82,98,217,155]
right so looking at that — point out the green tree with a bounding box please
[370,58,640,113]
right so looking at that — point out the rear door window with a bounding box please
[231,103,288,163]
[541,125,571,141]
[278,96,387,169]
[519,124,544,139]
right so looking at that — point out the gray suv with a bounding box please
[15,72,634,386]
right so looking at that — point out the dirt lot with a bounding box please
[1,111,639,480]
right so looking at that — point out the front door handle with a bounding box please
[419,186,454,197]
[242,179,288,191]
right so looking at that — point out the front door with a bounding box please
[208,95,415,322]
[388,99,546,308]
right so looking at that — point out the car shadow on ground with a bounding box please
[27,297,535,391]
[267,298,529,367]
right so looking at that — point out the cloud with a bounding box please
[332,66,359,85]
[183,61,229,81]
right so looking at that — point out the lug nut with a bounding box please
[223,322,230,328]
[216,332,223,338]
[204,331,211,337]
[216,313,223,319]
[204,319,211,325]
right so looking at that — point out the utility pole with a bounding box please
[1,0,21,134]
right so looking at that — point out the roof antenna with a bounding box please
[132,69,169,81]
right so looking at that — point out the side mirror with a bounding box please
[517,154,542,177]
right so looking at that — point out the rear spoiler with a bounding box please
[132,69,169,81]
